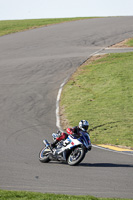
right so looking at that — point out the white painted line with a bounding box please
[105,47,133,50]
[56,76,69,131]
[92,145,133,156]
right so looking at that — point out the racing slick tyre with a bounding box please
[67,147,86,166]
[39,147,51,163]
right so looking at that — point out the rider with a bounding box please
[51,120,91,149]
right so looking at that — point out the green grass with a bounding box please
[0,17,95,36]
[0,190,133,200]
[60,52,133,148]
[126,38,133,47]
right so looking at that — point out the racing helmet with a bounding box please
[79,120,89,131]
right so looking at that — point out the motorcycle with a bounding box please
[39,131,92,166]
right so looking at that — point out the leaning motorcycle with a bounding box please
[39,131,92,166]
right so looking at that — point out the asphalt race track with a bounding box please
[0,17,133,198]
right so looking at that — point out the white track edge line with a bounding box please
[56,76,69,132]
[92,145,133,156]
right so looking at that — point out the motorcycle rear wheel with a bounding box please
[39,147,51,163]
[67,147,86,166]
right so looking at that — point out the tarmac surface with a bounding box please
[0,17,133,198]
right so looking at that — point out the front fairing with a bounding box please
[78,132,91,150]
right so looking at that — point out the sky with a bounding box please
[0,0,133,20]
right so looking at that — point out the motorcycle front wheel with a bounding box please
[39,147,51,163]
[67,147,86,166]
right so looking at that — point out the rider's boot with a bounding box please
[50,140,58,149]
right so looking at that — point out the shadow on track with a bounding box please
[39,161,133,168]
[79,163,133,168]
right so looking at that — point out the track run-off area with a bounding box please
[0,17,133,198]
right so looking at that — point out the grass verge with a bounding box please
[60,52,133,148]
[0,17,95,36]
[125,38,133,47]
[0,190,133,200]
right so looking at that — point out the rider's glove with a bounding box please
[57,130,61,136]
